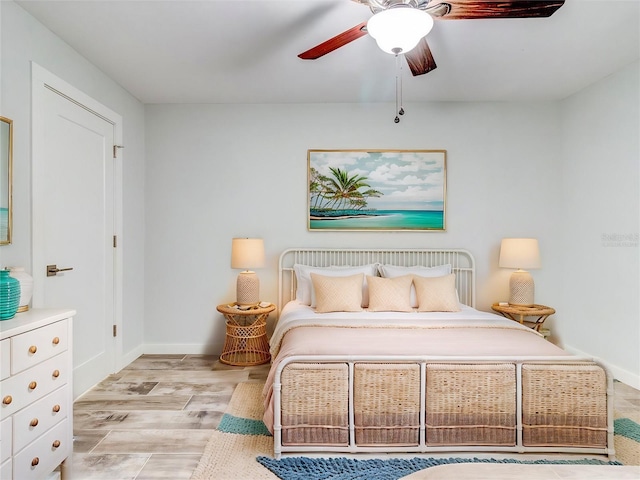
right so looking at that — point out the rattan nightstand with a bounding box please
[491,303,555,332]
[216,303,275,366]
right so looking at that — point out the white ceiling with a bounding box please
[15,0,640,104]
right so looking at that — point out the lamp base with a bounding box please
[236,271,260,306]
[509,270,535,307]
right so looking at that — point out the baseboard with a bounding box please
[73,356,104,400]
[75,347,144,399]
[119,344,144,372]
[141,343,223,355]
[564,343,640,390]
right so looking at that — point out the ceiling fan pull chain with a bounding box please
[394,53,401,123]
[399,54,405,117]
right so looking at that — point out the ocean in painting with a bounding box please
[309,210,444,230]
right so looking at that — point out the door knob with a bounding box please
[47,265,74,277]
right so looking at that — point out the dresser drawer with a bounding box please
[1,352,69,419]
[0,457,11,480]
[13,386,69,453]
[11,320,68,375]
[13,419,70,480]
[0,340,9,381]
[0,417,11,463]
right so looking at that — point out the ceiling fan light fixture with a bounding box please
[367,7,433,55]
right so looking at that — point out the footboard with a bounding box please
[272,355,615,460]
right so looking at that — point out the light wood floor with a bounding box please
[60,354,640,479]
[61,354,269,480]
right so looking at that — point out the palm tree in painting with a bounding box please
[310,167,382,216]
[309,167,331,209]
[323,167,366,209]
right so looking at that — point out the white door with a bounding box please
[32,65,123,398]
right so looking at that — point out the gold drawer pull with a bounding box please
[29,381,37,390]
[52,369,60,378]
[30,418,39,427]
[2,395,12,405]
[52,440,61,449]
[31,457,39,467]
[52,404,61,413]
[52,336,60,345]
[29,345,37,354]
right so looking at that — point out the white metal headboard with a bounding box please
[278,248,476,314]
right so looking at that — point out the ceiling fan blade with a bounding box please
[431,0,564,20]
[404,37,437,76]
[298,21,368,60]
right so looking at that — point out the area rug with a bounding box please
[257,456,621,480]
[615,410,640,466]
[190,382,640,480]
[190,382,276,480]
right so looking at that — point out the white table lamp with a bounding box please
[499,238,541,307]
[231,238,265,306]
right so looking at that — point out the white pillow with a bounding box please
[378,264,452,308]
[366,275,413,312]
[294,264,378,307]
[311,273,364,313]
[414,274,461,312]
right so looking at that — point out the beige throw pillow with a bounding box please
[294,263,378,307]
[311,273,364,313]
[414,274,461,312]
[367,275,413,312]
[379,264,452,307]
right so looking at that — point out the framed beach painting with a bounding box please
[308,149,446,231]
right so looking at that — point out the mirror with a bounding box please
[0,116,12,245]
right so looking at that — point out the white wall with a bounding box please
[0,1,146,363]
[145,71,638,386]
[559,61,640,388]
[144,101,563,353]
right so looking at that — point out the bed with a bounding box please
[263,248,614,460]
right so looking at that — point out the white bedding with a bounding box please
[269,301,541,358]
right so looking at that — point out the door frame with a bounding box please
[31,62,123,379]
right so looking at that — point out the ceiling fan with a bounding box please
[298,0,566,77]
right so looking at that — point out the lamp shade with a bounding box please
[499,238,541,270]
[367,7,434,54]
[231,238,265,270]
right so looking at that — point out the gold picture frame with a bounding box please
[308,149,446,231]
[0,116,12,245]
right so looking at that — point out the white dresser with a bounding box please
[0,309,75,480]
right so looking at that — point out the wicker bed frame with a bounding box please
[271,248,615,459]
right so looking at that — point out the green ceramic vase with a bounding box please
[0,269,21,320]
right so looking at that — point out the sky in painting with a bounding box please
[309,150,445,211]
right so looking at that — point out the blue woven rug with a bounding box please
[218,413,272,436]
[256,456,621,480]
[615,417,640,442]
